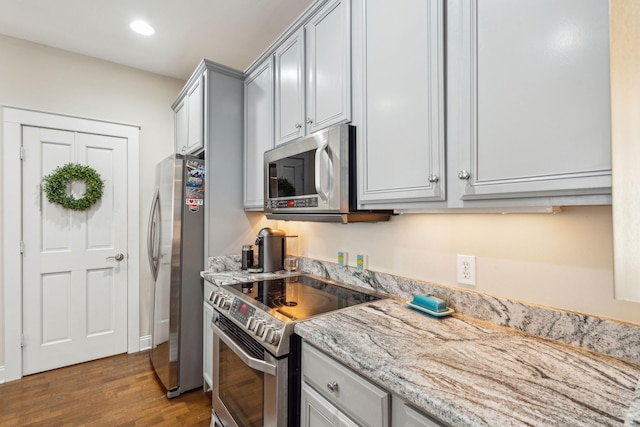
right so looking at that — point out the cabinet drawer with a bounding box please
[302,343,389,427]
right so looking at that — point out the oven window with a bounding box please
[219,340,264,427]
[268,149,316,198]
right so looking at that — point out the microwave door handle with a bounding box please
[211,321,277,376]
[314,141,332,202]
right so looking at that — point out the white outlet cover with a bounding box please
[457,254,476,286]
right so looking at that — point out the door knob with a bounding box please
[107,253,124,261]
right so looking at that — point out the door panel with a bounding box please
[41,272,72,344]
[22,126,128,376]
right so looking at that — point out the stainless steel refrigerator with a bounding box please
[148,154,204,398]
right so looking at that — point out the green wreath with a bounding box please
[42,163,105,211]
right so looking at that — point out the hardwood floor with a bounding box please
[0,351,212,426]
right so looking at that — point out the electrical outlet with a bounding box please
[356,254,367,271]
[338,251,348,266]
[457,255,476,286]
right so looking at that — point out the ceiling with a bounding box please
[0,0,315,80]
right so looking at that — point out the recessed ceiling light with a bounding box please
[130,20,155,36]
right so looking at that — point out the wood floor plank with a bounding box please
[0,351,211,426]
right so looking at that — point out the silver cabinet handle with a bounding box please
[294,123,302,129]
[458,170,471,180]
[107,253,124,261]
[327,381,339,393]
[428,174,439,183]
[306,118,313,124]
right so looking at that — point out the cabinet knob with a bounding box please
[428,174,439,183]
[327,381,339,393]
[294,123,302,129]
[458,170,471,180]
[306,118,313,125]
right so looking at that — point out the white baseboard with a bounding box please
[139,335,152,351]
[0,365,5,384]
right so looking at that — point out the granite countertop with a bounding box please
[200,270,294,285]
[294,298,640,427]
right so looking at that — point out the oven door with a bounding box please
[211,313,288,427]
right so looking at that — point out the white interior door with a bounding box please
[21,126,129,375]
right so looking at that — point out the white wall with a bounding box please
[0,34,186,366]
[277,205,640,325]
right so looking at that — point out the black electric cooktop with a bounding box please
[228,275,381,321]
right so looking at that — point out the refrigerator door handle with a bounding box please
[147,189,160,280]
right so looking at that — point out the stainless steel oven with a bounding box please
[211,312,289,427]
[206,275,383,427]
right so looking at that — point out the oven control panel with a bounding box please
[205,280,291,353]
[229,298,256,325]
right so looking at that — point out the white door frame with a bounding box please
[2,106,140,382]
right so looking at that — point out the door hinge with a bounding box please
[20,240,25,254]
[20,147,25,160]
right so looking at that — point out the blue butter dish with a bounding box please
[407,293,454,317]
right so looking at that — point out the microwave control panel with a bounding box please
[269,197,318,209]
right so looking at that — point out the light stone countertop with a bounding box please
[294,298,640,427]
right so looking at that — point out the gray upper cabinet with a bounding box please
[305,0,351,134]
[448,0,612,204]
[353,0,445,207]
[244,58,274,210]
[274,0,351,146]
[356,0,611,211]
[173,73,204,155]
[275,28,306,145]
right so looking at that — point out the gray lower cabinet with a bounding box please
[301,342,447,427]
[302,383,360,427]
[302,342,390,427]
[391,396,445,427]
[202,301,213,391]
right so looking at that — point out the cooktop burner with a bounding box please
[228,275,381,321]
[207,274,383,357]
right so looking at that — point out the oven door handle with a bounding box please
[211,321,277,376]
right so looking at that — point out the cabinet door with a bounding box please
[305,0,351,134]
[244,58,274,209]
[202,302,213,391]
[275,28,305,145]
[174,98,187,154]
[353,0,445,207]
[391,396,444,427]
[185,75,204,154]
[450,0,611,200]
[302,342,389,427]
[302,383,360,427]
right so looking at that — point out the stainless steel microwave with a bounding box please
[264,124,392,223]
